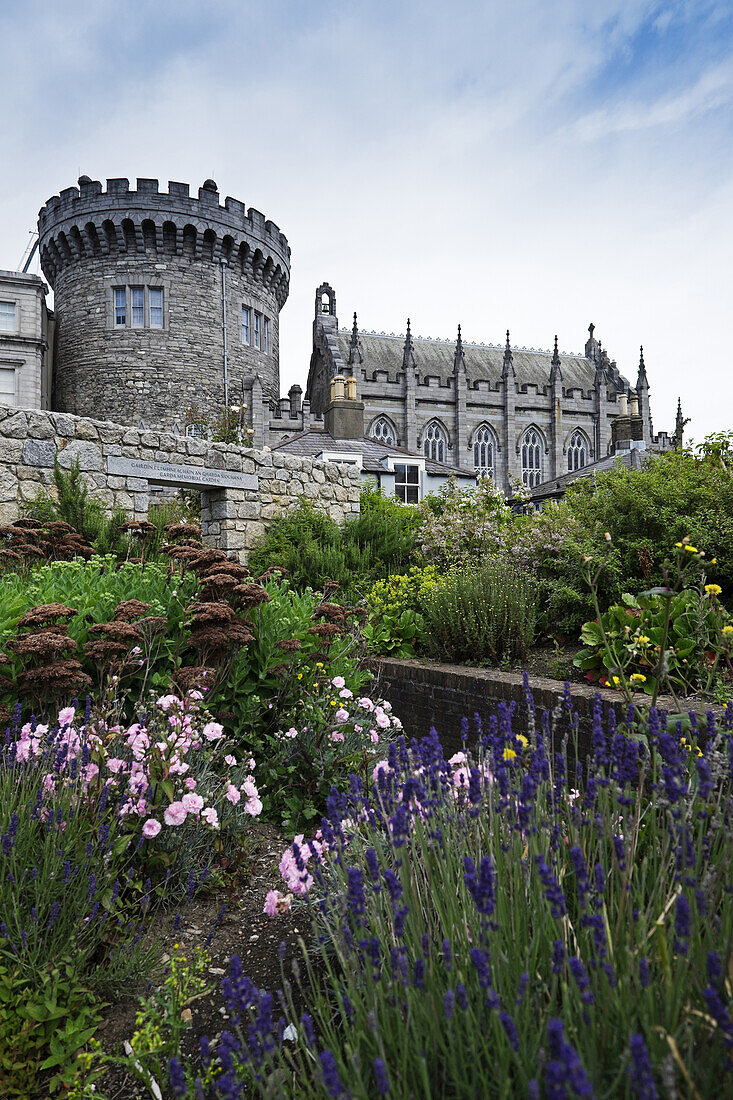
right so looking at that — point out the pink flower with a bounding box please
[143,818,162,838]
[284,728,298,739]
[58,705,76,728]
[182,793,204,816]
[225,783,241,805]
[248,758,256,769]
[224,754,236,766]
[264,889,293,916]
[330,731,345,742]
[43,774,56,793]
[203,721,224,742]
[15,739,31,764]
[339,687,353,699]
[372,760,391,782]
[202,807,219,828]
[163,801,188,826]
[106,758,127,774]
[184,777,197,790]
[335,708,349,724]
[156,694,179,711]
[242,776,258,798]
[375,712,390,729]
[245,795,263,816]
[449,752,467,766]
[331,676,346,689]
[358,697,374,711]
[370,731,379,744]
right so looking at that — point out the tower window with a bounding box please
[521,427,543,488]
[131,287,145,326]
[0,301,16,332]
[473,425,495,480]
[263,316,270,354]
[241,306,250,345]
[370,416,396,446]
[253,312,261,349]
[568,429,588,472]
[423,420,448,464]
[149,288,163,328]
[114,288,127,327]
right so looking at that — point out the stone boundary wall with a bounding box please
[0,404,360,560]
[368,657,727,759]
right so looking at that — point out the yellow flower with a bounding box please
[637,635,651,645]
[330,700,337,706]
[316,662,324,669]
[297,673,303,680]
[674,542,683,548]
[722,625,733,636]
[503,747,517,761]
[516,734,529,748]
[705,584,722,596]
[611,676,621,687]
[712,558,717,564]
[684,545,698,553]
[630,673,647,683]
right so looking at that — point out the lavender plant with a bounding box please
[172,686,733,1098]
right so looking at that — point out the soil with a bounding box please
[95,821,305,1100]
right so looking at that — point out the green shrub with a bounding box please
[420,559,536,665]
[24,457,130,557]
[564,448,733,594]
[363,566,445,656]
[247,486,419,600]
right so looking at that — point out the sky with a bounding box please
[1,0,732,442]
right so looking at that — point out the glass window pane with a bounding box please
[131,288,144,326]
[406,466,419,484]
[253,312,261,349]
[0,368,15,401]
[394,464,406,480]
[149,288,163,327]
[0,301,16,331]
[263,317,269,353]
[406,485,419,504]
[114,288,126,326]
[241,307,250,344]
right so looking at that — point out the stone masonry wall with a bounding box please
[0,404,360,560]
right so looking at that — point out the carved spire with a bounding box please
[585,322,599,362]
[636,345,649,388]
[403,317,416,370]
[549,334,562,383]
[674,396,689,448]
[348,311,362,368]
[502,329,515,378]
[454,323,466,374]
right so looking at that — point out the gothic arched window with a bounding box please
[423,420,448,464]
[473,425,496,480]
[521,427,543,488]
[370,416,396,446]
[568,429,589,472]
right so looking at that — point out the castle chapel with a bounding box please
[0,175,678,502]
[305,283,676,497]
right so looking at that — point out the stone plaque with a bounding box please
[107,455,258,491]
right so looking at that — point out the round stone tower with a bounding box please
[38,177,290,430]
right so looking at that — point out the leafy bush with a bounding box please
[564,448,733,594]
[420,559,537,665]
[247,486,420,601]
[363,566,444,656]
[23,457,130,557]
[168,697,733,1097]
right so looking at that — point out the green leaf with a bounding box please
[580,621,605,647]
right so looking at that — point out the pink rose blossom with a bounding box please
[284,728,298,739]
[58,706,76,728]
[358,698,374,711]
[449,752,467,766]
[224,754,236,766]
[242,776,258,798]
[331,676,346,689]
[339,688,353,699]
[156,694,179,711]
[375,712,390,729]
[335,708,349,724]
[225,783,241,805]
[248,758,256,769]
[202,807,219,828]
[143,819,162,838]
[184,777,197,790]
[163,801,188,826]
[203,721,224,742]
[372,760,391,782]
[244,795,263,816]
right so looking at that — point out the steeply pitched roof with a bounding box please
[336,330,629,394]
[530,447,646,501]
[271,428,475,478]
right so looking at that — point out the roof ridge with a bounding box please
[337,328,589,359]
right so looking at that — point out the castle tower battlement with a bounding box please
[38,177,290,430]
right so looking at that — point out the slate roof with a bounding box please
[271,428,475,479]
[337,330,630,394]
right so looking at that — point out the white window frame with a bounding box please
[114,287,127,328]
[0,365,16,406]
[382,454,425,504]
[567,429,589,472]
[130,286,145,327]
[473,425,496,480]
[263,316,270,354]
[253,311,261,349]
[423,420,448,464]
[521,427,544,488]
[0,301,17,333]
[370,416,396,446]
[149,288,164,328]
[241,306,250,345]
[318,451,363,468]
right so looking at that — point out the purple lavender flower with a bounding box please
[628,1034,657,1098]
[320,1050,345,1099]
[545,1018,595,1098]
[470,947,492,989]
[702,985,733,1048]
[639,957,650,988]
[463,855,496,917]
[570,848,591,910]
[536,856,567,918]
[456,983,469,1010]
[346,867,366,926]
[552,939,565,975]
[443,989,455,1019]
[515,972,529,1006]
[373,1058,390,1095]
[569,956,594,1006]
[674,895,690,954]
[442,938,452,971]
[365,848,381,890]
[169,1056,187,1097]
[500,1010,520,1051]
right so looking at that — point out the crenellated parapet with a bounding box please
[38,177,290,308]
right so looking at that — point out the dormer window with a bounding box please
[394,463,420,504]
